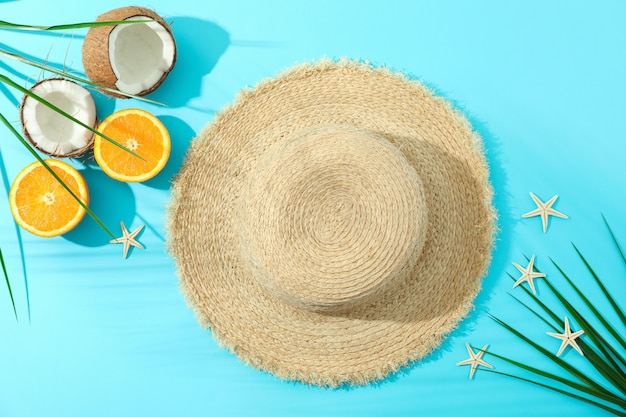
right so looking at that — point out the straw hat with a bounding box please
[167,59,495,387]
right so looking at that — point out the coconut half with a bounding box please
[82,6,177,97]
[20,78,97,157]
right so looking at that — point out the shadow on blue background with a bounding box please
[91,91,116,124]
[438,114,516,339]
[149,17,230,108]
[0,59,29,104]
[144,115,196,190]
[63,165,136,247]
[0,40,84,81]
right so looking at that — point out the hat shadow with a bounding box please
[325,117,514,390]
[148,17,230,108]
[412,92,516,361]
[403,115,514,373]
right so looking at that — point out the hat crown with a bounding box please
[239,125,428,312]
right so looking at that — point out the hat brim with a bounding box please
[167,59,496,387]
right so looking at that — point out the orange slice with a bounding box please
[9,160,89,237]
[94,108,170,182]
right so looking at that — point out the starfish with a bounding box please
[547,316,585,357]
[456,343,494,379]
[512,255,546,295]
[109,221,145,259]
[521,192,568,233]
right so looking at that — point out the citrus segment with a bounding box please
[9,160,89,237]
[94,108,170,182]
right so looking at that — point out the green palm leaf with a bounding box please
[515,255,626,393]
[0,47,163,105]
[572,243,626,327]
[0,112,114,238]
[539,265,626,390]
[0,75,144,161]
[481,345,626,409]
[508,292,559,331]
[490,314,620,401]
[490,219,626,415]
[603,214,626,265]
[484,369,626,417]
[0,16,162,321]
[0,19,153,31]
[518,254,626,381]
[550,258,626,354]
[0,246,17,320]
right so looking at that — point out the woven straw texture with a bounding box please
[167,59,495,387]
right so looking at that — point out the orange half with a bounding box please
[94,108,170,182]
[9,160,89,237]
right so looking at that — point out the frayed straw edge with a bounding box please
[164,56,499,388]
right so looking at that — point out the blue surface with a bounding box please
[1,1,625,416]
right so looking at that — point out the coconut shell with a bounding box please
[82,6,177,98]
[20,78,96,158]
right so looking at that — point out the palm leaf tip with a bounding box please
[602,214,626,264]
[0,247,18,320]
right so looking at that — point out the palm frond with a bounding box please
[0,112,114,239]
[550,258,626,353]
[489,218,626,415]
[489,314,619,400]
[0,19,153,32]
[507,269,562,327]
[0,146,30,323]
[483,369,626,417]
[0,47,164,105]
[516,255,626,392]
[519,254,626,383]
[603,214,626,265]
[481,346,626,409]
[0,15,165,322]
[0,246,17,321]
[507,292,559,332]
[572,243,626,326]
[0,74,144,161]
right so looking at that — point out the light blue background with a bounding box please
[0,1,625,416]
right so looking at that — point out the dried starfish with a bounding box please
[512,255,546,295]
[456,343,494,379]
[522,192,568,233]
[109,221,145,259]
[547,317,585,357]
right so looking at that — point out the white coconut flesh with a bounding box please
[22,79,96,156]
[109,16,175,95]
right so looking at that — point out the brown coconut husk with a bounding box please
[82,6,177,98]
[20,78,96,158]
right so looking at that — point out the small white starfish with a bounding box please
[456,343,494,379]
[512,255,546,295]
[521,192,568,233]
[109,222,145,259]
[547,317,585,357]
